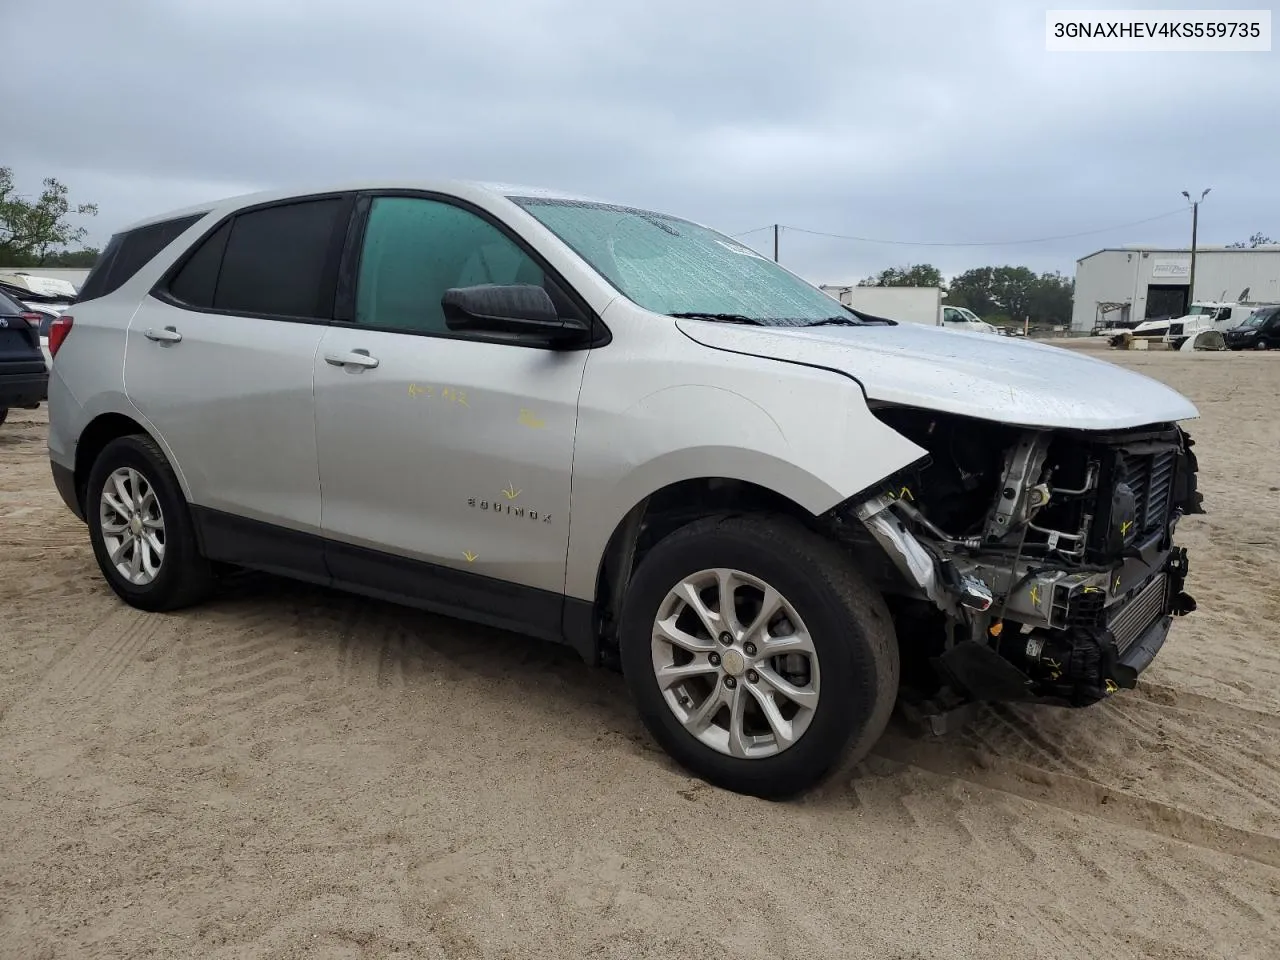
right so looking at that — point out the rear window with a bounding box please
[0,289,25,314]
[165,198,345,319]
[76,212,207,303]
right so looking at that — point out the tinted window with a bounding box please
[212,199,344,318]
[355,197,549,334]
[0,289,25,314]
[76,213,205,303]
[167,221,232,308]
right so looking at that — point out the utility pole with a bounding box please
[773,224,779,263]
[1181,188,1211,305]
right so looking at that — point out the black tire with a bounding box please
[86,434,213,611]
[618,514,899,799]
[1256,338,1271,350]
[0,407,8,426]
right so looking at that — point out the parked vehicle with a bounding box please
[940,305,997,334]
[821,285,943,326]
[1130,301,1258,348]
[47,180,1203,797]
[0,288,49,425]
[1223,304,1280,350]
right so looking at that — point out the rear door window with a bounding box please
[209,199,346,319]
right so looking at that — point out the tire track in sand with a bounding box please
[0,605,172,726]
[875,732,1280,869]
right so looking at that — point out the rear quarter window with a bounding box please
[76,212,208,303]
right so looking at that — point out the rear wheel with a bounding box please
[0,407,7,426]
[619,514,899,798]
[1256,338,1272,350]
[86,434,213,611]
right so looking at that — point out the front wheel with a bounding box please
[619,514,899,799]
[0,407,8,426]
[86,434,213,611]
[1256,338,1272,351]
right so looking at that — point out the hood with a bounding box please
[675,320,1199,431]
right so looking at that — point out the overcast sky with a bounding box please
[6,0,1276,283]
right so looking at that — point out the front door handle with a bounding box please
[144,326,182,343]
[324,349,380,369]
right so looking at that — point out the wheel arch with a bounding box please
[73,411,183,515]
[577,475,828,664]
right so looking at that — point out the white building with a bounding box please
[1071,245,1280,332]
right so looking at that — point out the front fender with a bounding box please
[563,373,927,600]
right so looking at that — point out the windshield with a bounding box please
[510,198,860,325]
[1187,304,1218,315]
[1242,308,1274,327]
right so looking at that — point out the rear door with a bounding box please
[125,194,353,572]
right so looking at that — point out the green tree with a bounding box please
[858,263,943,288]
[946,266,1073,326]
[1226,232,1275,249]
[0,167,98,264]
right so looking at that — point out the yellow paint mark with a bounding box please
[501,483,521,501]
[1114,575,1122,592]
[1029,585,1041,607]
[1104,678,1119,695]
[462,550,478,563]
[898,486,914,502]
[1120,519,1133,536]
[408,383,428,398]
[518,408,546,429]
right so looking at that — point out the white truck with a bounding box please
[819,285,996,334]
[1128,300,1260,349]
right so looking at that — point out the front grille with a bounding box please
[1108,573,1169,654]
[1117,448,1177,535]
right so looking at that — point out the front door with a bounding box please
[313,194,592,637]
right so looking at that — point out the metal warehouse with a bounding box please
[1071,245,1280,332]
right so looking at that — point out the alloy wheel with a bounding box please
[650,568,820,759]
[99,466,166,585]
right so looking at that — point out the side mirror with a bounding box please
[441,284,588,344]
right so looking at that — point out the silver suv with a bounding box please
[48,181,1203,797]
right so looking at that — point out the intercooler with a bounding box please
[1108,573,1169,655]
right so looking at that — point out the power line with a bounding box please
[728,224,775,238]
[733,207,1189,248]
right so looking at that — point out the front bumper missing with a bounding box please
[933,546,1192,707]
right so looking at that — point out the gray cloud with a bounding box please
[6,0,1276,283]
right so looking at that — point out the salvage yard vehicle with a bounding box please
[46,180,1203,797]
[0,287,49,426]
[1223,304,1280,350]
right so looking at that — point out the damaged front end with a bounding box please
[826,406,1203,709]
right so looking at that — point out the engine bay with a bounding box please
[827,405,1203,710]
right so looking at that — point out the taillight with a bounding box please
[21,312,42,326]
[49,315,73,357]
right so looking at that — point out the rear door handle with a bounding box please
[144,326,182,343]
[324,350,379,369]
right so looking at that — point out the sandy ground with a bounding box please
[1,346,1278,960]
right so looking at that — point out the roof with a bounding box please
[117,178,610,234]
[1078,244,1280,262]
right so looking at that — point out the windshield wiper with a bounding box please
[669,312,765,325]
[803,316,864,327]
